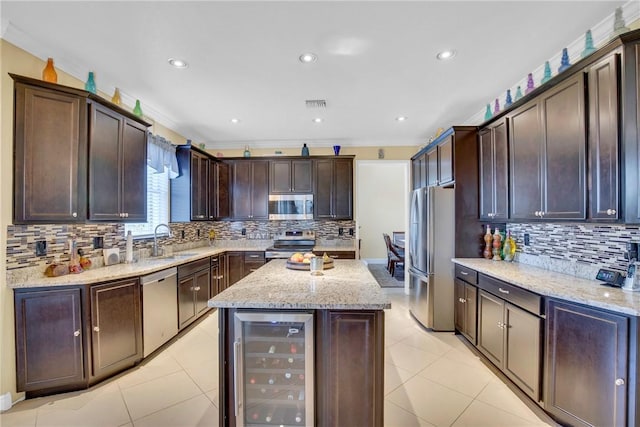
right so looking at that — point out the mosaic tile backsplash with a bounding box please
[507,222,636,279]
[6,220,355,271]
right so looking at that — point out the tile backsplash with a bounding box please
[6,220,355,271]
[507,222,636,279]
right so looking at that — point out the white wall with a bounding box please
[355,160,410,263]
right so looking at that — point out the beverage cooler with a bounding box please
[233,312,314,426]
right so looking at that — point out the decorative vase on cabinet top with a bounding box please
[42,58,57,83]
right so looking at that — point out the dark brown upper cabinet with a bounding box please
[509,73,586,221]
[270,159,313,193]
[12,75,88,224]
[211,160,230,220]
[479,118,509,220]
[88,101,148,222]
[423,135,453,187]
[231,160,269,220]
[411,153,427,190]
[588,52,620,221]
[314,157,353,220]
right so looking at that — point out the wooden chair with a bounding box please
[383,233,405,277]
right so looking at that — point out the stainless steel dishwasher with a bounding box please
[141,267,178,357]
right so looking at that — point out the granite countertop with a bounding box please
[208,259,391,310]
[453,258,640,316]
[8,244,270,289]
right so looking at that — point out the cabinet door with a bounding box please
[120,119,147,221]
[178,276,197,329]
[541,74,586,219]
[227,252,245,287]
[545,299,628,427]
[464,284,477,345]
[454,279,466,335]
[412,158,422,190]
[314,159,334,219]
[438,135,454,185]
[15,288,86,392]
[244,252,265,277]
[270,160,292,193]
[426,149,438,186]
[291,159,313,193]
[334,159,353,219]
[232,161,252,219]
[504,303,541,402]
[90,279,142,381]
[316,310,384,427]
[89,103,123,220]
[588,53,620,220]
[477,290,504,367]
[216,161,231,219]
[250,161,270,219]
[194,268,211,316]
[510,102,543,219]
[479,120,508,220]
[190,151,209,220]
[14,83,87,223]
[210,258,221,297]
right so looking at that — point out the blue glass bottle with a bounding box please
[301,143,309,157]
[85,71,97,94]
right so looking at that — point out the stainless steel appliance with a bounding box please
[141,267,178,357]
[408,187,455,331]
[233,311,314,426]
[265,230,316,259]
[268,194,314,220]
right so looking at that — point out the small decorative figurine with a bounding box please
[484,104,492,121]
[493,98,500,115]
[581,29,596,58]
[514,86,524,101]
[85,71,97,94]
[504,89,513,109]
[612,6,629,38]
[525,73,536,95]
[133,100,143,117]
[558,48,571,73]
[541,61,552,84]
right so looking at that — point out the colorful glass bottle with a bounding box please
[525,73,535,95]
[111,88,122,106]
[133,99,143,117]
[541,61,552,84]
[581,30,596,58]
[504,89,513,109]
[484,104,492,121]
[85,71,97,94]
[42,58,57,83]
[483,225,493,260]
[558,48,571,73]
[514,86,523,101]
[492,227,502,261]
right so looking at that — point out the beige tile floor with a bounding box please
[1,288,554,427]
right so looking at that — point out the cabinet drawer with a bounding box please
[178,258,210,277]
[478,274,542,316]
[455,265,477,284]
[244,251,265,262]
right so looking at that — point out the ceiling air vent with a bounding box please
[305,99,327,108]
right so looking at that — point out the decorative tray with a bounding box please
[286,259,334,271]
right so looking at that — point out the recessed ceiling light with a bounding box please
[230,118,240,124]
[299,53,317,63]
[436,50,456,60]
[312,118,323,123]
[396,116,408,122]
[168,58,188,68]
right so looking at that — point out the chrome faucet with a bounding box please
[153,223,171,257]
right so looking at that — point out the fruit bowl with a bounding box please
[286,258,334,271]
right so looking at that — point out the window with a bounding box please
[125,165,170,238]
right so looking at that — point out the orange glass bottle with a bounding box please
[42,58,57,83]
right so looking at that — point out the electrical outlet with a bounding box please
[93,236,104,249]
[242,228,247,236]
[35,240,47,256]
[181,230,185,239]
[524,233,530,246]
[197,229,200,238]
[338,228,344,236]
[349,228,354,236]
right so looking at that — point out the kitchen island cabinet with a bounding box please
[209,260,389,427]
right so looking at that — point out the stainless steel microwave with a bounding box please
[268,194,314,220]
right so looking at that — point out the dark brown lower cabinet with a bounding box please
[545,299,628,427]
[477,290,542,402]
[89,279,142,382]
[14,287,87,394]
[226,251,244,287]
[178,258,211,329]
[312,250,356,260]
[454,279,477,344]
[218,308,384,427]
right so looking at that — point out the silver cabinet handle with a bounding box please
[607,209,617,216]
[497,322,505,329]
[248,255,260,258]
[72,212,78,218]
[615,378,625,386]
[233,340,241,416]
[498,287,510,294]
[93,326,100,332]
[460,271,469,276]
[194,286,200,291]
[74,330,80,337]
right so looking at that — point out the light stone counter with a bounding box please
[453,258,640,316]
[8,243,270,289]
[208,259,391,310]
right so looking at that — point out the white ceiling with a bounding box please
[0,1,633,149]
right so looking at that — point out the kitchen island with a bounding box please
[208,259,390,427]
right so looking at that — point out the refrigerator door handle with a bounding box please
[409,189,418,269]
[233,339,242,417]
[426,188,434,273]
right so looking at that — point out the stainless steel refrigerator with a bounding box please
[408,186,455,331]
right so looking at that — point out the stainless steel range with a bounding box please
[265,230,316,259]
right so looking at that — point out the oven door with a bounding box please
[268,194,313,220]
